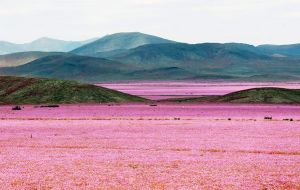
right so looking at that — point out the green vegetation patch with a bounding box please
[0,76,145,105]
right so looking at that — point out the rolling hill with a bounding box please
[0,54,198,81]
[1,38,300,82]
[0,52,63,67]
[107,42,269,67]
[0,41,22,55]
[72,32,176,56]
[166,88,300,104]
[1,42,300,82]
[104,43,300,78]
[0,76,145,104]
[214,88,300,103]
[0,37,97,55]
[258,44,300,58]
[0,54,138,82]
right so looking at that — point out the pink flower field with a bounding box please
[0,104,300,189]
[98,81,300,100]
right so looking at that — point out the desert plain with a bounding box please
[0,82,300,189]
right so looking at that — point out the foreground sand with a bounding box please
[0,104,299,189]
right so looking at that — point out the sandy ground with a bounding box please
[98,81,300,100]
[0,104,300,189]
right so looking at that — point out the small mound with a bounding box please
[0,76,145,105]
[214,88,300,104]
[164,88,300,104]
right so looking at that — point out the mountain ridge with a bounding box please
[0,54,138,82]
[1,42,300,82]
[0,37,97,55]
[0,32,300,82]
[71,32,176,56]
[0,52,64,67]
[102,43,300,78]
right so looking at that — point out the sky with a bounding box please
[1,0,300,45]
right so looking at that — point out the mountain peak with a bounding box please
[72,32,176,56]
[31,37,66,44]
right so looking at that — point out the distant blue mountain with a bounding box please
[71,32,176,56]
[258,44,300,57]
[0,37,97,55]
[0,51,63,67]
[1,42,300,82]
[1,32,300,82]
[97,42,300,79]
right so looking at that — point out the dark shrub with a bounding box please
[264,117,272,120]
[12,106,22,110]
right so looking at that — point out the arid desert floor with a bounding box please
[0,104,300,189]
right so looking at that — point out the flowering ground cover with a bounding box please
[98,81,300,100]
[0,104,299,189]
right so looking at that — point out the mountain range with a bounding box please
[0,52,63,67]
[71,32,175,56]
[0,37,97,55]
[257,44,300,58]
[0,32,300,82]
[104,43,300,77]
[0,54,139,82]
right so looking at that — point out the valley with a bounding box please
[1,32,300,190]
[99,81,300,100]
[2,0,300,189]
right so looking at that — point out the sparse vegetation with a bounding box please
[0,76,145,105]
[264,116,272,120]
[166,88,300,104]
[213,88,300,104]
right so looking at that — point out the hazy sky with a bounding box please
[1,0,300,45]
